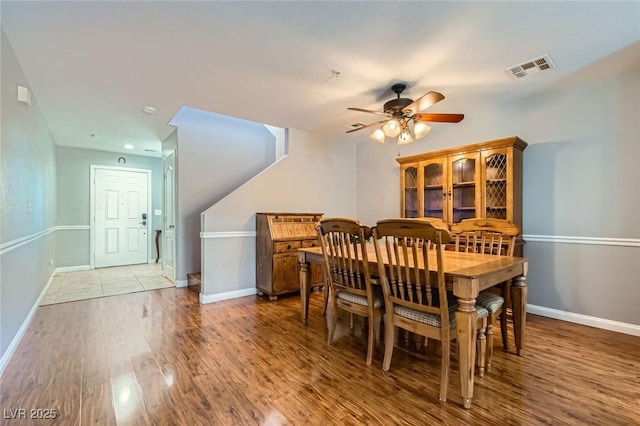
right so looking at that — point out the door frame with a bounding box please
[90,165,153,269]
[162,153,176,283]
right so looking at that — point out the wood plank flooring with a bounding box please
[1,288,639,425]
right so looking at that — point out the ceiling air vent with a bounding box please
[505,55,555,80]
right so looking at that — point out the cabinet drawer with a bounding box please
[301,239,320,249]
[274,240,301,253]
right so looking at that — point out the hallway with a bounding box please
[40,264,172,306]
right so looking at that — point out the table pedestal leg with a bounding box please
[511,275,527,356]
[299,261,311,325]
[455,297,478,409]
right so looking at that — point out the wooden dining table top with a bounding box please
[299,243,528,283]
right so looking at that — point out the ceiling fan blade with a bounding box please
[345,120,388,133]
[413,113,464,123]
[347,107,389,116]
[402,91,445,114]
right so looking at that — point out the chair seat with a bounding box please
[476,292,505,314]
[393,303,489,329]
[336,286,384,309]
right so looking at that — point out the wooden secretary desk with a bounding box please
[397,136,527,231]
[256,212,324,300]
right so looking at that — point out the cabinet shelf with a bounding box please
[487,206,507,209]
[453,207,476,211]
[424,184,444,189]
[452,181,475,187]
[486,179,507,184]
[405,187,417,190]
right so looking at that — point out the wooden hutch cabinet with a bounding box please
[397,136,527,229]
[256,212,324,301]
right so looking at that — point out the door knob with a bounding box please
[140,220,147,226]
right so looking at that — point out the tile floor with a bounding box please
[40,263,173,306]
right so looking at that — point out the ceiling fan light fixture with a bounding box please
[413,121,432,139]
[398,129,414,146]
[382,119,402,137]
[370,128,386,143]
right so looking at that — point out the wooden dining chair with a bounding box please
[450,218,520,372]
[372,218,489,402]
[418,216,450,230]
[417,217,450,249]
[317,218,384,365]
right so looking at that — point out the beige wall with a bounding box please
[200,129,357,297]
[1,31,58,363]
[170,107,277,283]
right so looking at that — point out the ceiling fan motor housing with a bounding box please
[384,97,413,115]
[385,83,412,115]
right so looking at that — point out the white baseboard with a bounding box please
[176,279,188,288]
[0,270,55,377]
[55,265,91,273]
[527,304,640,337]
[200,287,257,304]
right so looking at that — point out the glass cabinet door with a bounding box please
[449,153,480,223]
[422,160,446,219]
[402,165,419,218]
[483,150,509,219]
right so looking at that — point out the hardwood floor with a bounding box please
[1,288,639,425]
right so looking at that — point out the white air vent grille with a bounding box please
[505,55,555,80]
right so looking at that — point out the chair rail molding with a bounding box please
[522,234,640,248]
[0,225,91,255]
[200,231,257,239]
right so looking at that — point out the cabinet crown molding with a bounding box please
[396,136,527,165]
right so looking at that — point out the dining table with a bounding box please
[298,243,528,409]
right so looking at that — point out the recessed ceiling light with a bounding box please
[143,106,156,114]
[124,144,134,150]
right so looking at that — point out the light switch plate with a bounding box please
[18,85,31,105]
[154,209,162,216]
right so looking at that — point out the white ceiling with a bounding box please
[2,1,639,157]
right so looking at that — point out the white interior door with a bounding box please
[162,159,176,282]
[94,167,149,268]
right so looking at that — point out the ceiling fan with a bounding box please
[346,83,464,145]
